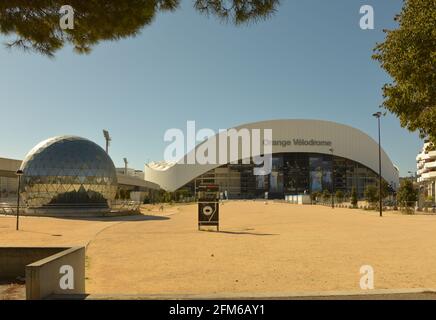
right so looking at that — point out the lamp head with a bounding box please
[16,169,23,176]
[372,111,382,118]
[103,129,111,141]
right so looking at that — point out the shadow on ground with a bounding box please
[216,230,278,236]
[55,214,171,222]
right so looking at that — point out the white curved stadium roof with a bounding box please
[144,119,399,191]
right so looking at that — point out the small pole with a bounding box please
[378,117,382,217]
[15,169,23,231]
[330,148,335,209]
[373,112,383,217]
[194,178,197,201]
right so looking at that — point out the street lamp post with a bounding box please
[373,112,383,217]
[330,147,335,209]
[15,169,23,231]
[194,178,197,201]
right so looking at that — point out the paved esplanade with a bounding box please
[2,202,436,296]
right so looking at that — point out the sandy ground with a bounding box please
[0,282,25,300]
[2,202,436,296]
[0,205,177,247]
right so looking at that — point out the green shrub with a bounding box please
[364,185,378,208]
[397,180,418,213]
[351,187,358,208]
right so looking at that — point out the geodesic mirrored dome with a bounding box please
[20,136,118,208]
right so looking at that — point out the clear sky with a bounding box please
[0,0,422,176]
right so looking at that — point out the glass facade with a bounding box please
[20,136,118,208]
[186,153,381,199]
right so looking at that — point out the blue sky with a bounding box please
[0,0,422,176]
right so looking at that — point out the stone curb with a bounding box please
[52,288,436,300]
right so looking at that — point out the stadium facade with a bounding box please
[144,120,400,199]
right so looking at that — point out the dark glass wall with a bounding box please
[184,153,380,199]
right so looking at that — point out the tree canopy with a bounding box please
[397,179,418,208]
[373,0,436,145]
[364,185,378,205]
[0,0,280,57]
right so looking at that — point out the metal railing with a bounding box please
[111,200,141,212]
[0,201,25,215]
[0,200,142,215]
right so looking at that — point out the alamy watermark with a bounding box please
[59,265,74,290]
[58,4,375,32]
[163,121,272,175]
[360,5,375,30]
[59,5,74,30]
[360,265,374,290]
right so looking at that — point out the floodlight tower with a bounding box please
[103,130,111,154]
[123,157,128,175]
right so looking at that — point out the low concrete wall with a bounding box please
[26,247,85,300]
[0,247,66,280]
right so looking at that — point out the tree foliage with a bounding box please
[335,190,344,203]
[0,0,280,57]
[322,189,331,202]
[364,180,390,207]
[350,186,358,207]
[397,179,418,207]
[378,179,390,200]
[310,191,321,202]
[364,185,378,205]
[373,0,436,144]
[194,0,278,25]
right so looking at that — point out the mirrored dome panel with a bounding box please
[20,136,118,208]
